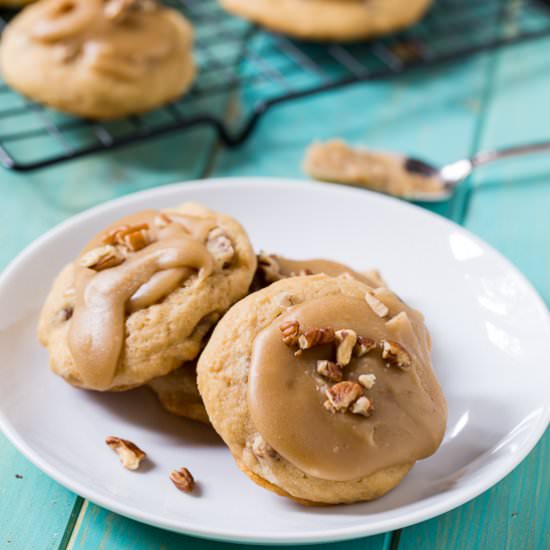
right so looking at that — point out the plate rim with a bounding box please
[1,177,549,545]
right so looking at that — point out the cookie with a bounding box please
[1,0,195,119]
[148,362,209,424]
[150,254,386,424]
[38,203,257,391]
[219,0,433,42]
[197,274,447,504]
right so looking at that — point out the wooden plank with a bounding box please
[69,54,497,548]
[397,37,550,550]
[68,507,389,550]
[397,433,549,550]
[0,433,82,549]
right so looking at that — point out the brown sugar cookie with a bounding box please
[219,0,433,42]
[1,0,195,118]
[38,203,257,391]
[197,274,447,504]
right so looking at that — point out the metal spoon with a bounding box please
[405,140,550,201]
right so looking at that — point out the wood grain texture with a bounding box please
[0,433,81,549]
[68,506,389,550]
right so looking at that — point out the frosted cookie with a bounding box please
[219,0,433,42]
[149,254,386,424]
[1,0,195,119]
[148,362,209,424]
[38,203,257,391]
[197,274,447,504]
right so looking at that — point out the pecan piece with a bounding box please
[105,436,145,470]
[365,290,389,318]
[251,434,278,459]
[351,396,374,417]
[169,467,195,493]
[324,381,363,413]
[298,327,335,350]
[335,329,357,366]
[207,227,235,267]
[382,340,413,369]
[358,373,376,389]
[79,245,125,271]
[354,335,377,357]
[316,360,344,382]
[279,320,301,346]
[257,252,283,283]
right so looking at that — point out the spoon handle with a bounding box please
[471,140,550,167]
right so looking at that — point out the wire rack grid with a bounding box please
[0,0,549,171]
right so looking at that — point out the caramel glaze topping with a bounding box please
[68,210,215,390]
[249,291,447,481]
[26,0,185,80]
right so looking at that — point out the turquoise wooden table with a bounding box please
[1,34,549,550]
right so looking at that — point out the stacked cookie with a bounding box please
[39,204,447,505]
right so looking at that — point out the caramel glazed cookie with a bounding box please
[0,0,195,119]
[38,203,257,392]
[198,274,447,504]
[149,252,387,423]
[219,0,433,42]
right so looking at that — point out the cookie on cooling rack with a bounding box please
[0,0,195,119]
[219,0,433,42]
[38,203,257,391]
[197,274,447,504]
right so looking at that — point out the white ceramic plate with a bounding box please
[1,178,549,545]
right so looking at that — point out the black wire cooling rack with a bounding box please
[0,0,549,171]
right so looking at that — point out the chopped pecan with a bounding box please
[298,327,335,350]
[207,227,235,267]
[79,244,125,271]
[154,213,173,228]
[105,436,145,470]
[365,290,389,318]
[335,329,357,366]
[251,434,278,460]
[358,373,376,390]
[289,269,313,277]
[351,396,374,417]
[257,252,283,283]
[279,320,301,346]
[169,467,195,494]
[316,360,344,382]
[324,381,363,413]
[103,223,151,252]
[354,335,377,357]
[381,340,413,369]
[55,306,73,323]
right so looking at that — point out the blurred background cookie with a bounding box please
[198,274,447,504]
[38,202,257,391]
[219,0,433,42]
[0,0,196,118]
